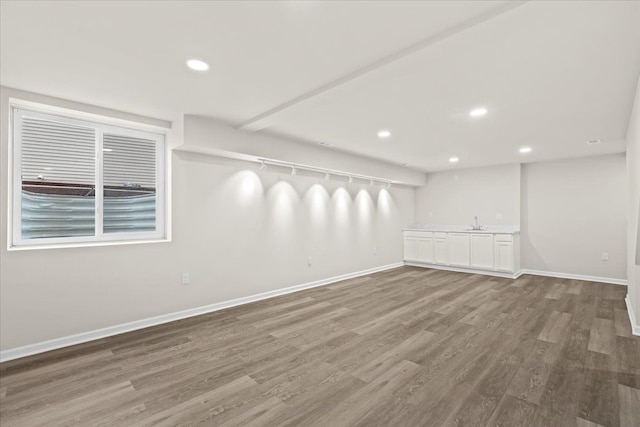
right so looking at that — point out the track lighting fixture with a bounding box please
[255,158,394,188]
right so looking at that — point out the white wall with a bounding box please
[0,87,416,352]
[1,84,634,354]
[521,154,627,280]
[626,76,640,332]
[184,115,426,187]
[415,163,520,226]
[414,156,627,281]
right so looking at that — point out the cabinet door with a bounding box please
[494,241,514,272]
[447,233,470,267]
[417,238,434,264]
[404,238,419,261]
[434,238,447,264]
[470,234,494,270]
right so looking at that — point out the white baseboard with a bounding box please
[404,262,523,279]
[403,263,626,286]
[520,269,627,286]
[0,262,404,363]
[625,295,640,336]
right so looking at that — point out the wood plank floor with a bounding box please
[1,267,639,426]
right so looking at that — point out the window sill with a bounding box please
[8,238,170,252]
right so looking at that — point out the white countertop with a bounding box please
[404,225,520,234]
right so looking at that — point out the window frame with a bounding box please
[10,105,166,248]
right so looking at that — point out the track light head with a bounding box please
[255,160,389,188]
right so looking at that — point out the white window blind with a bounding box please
[103,133,156,188]
[21,116,95,185]
[103,133,157,234]
[12,106,165,247]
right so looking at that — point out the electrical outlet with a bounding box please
[373,246,377,255]
[602,252,609,261]
[495,213,502,221]
[181,272,190,285]
[307,256,313,267]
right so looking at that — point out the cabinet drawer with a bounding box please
[494,234,513,242]
[404,231,434,238]
[434,232,447,239]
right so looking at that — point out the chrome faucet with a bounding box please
[472,216,482,230]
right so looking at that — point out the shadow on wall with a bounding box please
[519,168,549,271]
[636,198,640,265]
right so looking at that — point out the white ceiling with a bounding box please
[2,1,639,172]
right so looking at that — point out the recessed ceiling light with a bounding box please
[587,139,602,145]
[469,107,488,117]
[377,129,391,139]
[186,59,209,71]
[519,147,532,153]
[449,157,459,163]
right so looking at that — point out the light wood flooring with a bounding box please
[1,267,639,426]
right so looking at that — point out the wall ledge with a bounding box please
[0,262,403,363]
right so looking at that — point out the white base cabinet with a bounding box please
[494,235,514,272]
[447,233,470,267]
[470,234,494,269]
[404,231,436,264]
[417,238,435,264]
[434,233,447,265]
[403,238,419,262]
[403,230,520,276]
